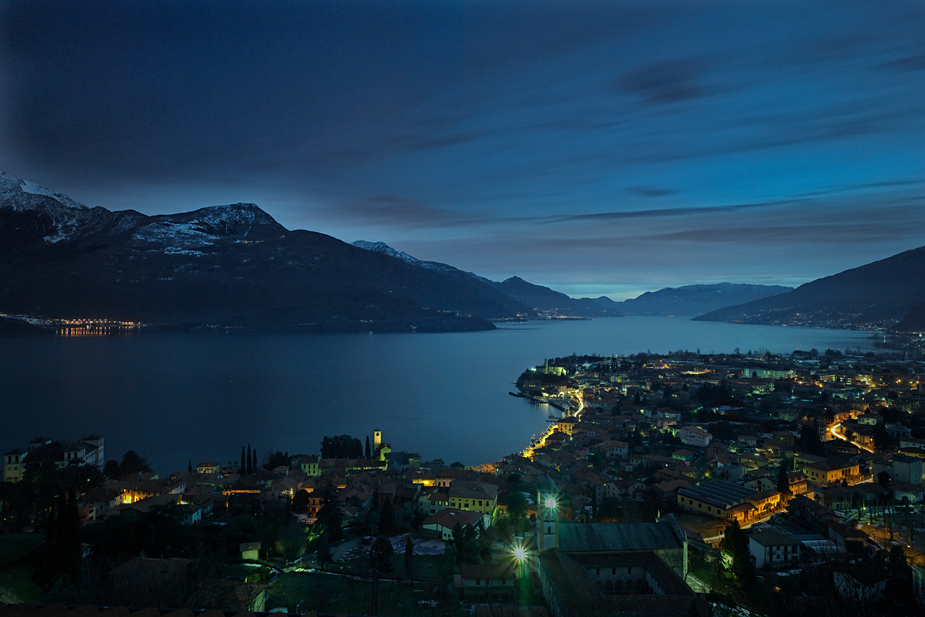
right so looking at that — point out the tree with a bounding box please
[321,435,363,459]
[119,450,152,478]
[55,487,81,581]
[264,450,291,470]
[777,465,791,496]
[404,535,414,578]
[241,446,246,475]
[450,461,465,470]
[251,447,257,475]
[379,499,395,535]
[873,423,891,451]
[722,519,755,590]
[246,444,252,474]
[452,520,465,562]
[507,490,528,528]
[369,535,394,575]
[317,537,332,570]
[103,459,121,479]
[365,436,372,459]
[799,422,823,455]
[188,459,192,473]
[314,487,344,543]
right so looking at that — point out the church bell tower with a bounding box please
[537,475,559,552]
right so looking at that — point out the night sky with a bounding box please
[1,0,923,299]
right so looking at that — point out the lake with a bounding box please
[0,317,879,474]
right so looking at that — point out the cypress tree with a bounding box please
[46,502,56,546]
[777,465,791,496]
[188,459,192,473]
[365,436,371,459]
[55,490,68,557]
[246,444,252,474]
[379,498,394,535]
[405,534,414,578]
[64,486,81,580]
[252,448,258,474]
[241,446,246,475]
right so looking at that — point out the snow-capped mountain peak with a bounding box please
[0,171,87,212]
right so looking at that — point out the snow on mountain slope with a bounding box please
[0,172,92,242]
[352,240,466,275]
[1,171,286,250]
[129,204,285,248]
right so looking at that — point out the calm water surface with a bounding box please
[0,317,879,474]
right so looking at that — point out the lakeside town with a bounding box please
[3,348,925,616]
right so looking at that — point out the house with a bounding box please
[460,563,517,598]
[603,440,629,459]
[832,560,890,602]
[801,458,860,485]
[196,462,219,474]
[240,541,261,560]
[747,529,802,569]
[891,454,923,484]
[447,480,498,516]
[3,449,26,483]
[297,455,320,476]
[786,471,809,495]
[422,508,489,541]
[678,426,713,448]
[78,487,122,521]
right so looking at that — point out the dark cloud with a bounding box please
[539,201,799,225]
[619,60,711,105]
[321,195,489,229]
[626,186,677,198]
[883,53,925,73]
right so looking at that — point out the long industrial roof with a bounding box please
[678,480,757,509]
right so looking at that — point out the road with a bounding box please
[829,422,875,453]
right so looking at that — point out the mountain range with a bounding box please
[350,242,793,318]
[600,283,793,317]
[0,172,531,332]
[350,242,625,318]
[2,171,920,333]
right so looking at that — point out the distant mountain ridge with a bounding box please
[489,276,624,317]
[604,283,793,317]
[352,242,622,317]
[695,246,925,329]
[0,172,534,332]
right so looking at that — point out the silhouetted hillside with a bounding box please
[695,246,925,329]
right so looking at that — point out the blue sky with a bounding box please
[1,0,923,299]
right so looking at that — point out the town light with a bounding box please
[513,545,527,563]
[544,496,557,510]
